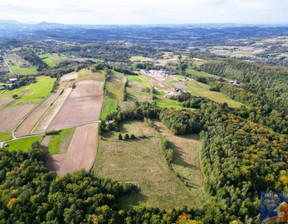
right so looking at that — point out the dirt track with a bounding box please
[46,123,98,176]
[0,104,35,132]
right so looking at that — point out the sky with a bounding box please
[0,0,288,25]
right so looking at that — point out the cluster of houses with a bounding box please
[6,78,18,84]
[142,69,177,77]
[167,88,188,96]
[228,80,243,86]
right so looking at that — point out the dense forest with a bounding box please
[100,95,288,223]
[0,143,206,223]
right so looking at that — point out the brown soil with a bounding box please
[0,104,35,132]
[0,97,12,106]
[70,80,103,98]
[15,92,59,137]
[46,123,98,176]
[47,95,103,131]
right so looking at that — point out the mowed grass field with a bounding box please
[166,74,242,108]
[0,76,56,105]
[154,121,206,191]
[106,78,125,100]
[100,98,117,119]
[94,121,207,209]
[39,54,71,67]
[0,132,13,142]
[5,136,43,152]
[47,128,76,154]
[154,92,183,109]
[185,68,223,79]
[184,80,242,108]
[126,75,151,89]
[15,76,56,105]
[10,64,37,75]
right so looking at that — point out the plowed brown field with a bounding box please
[0,104,35,132]
[47,95,103,131]
[70,80,103,98]
[0,98,12,106]
[46,123,98,176]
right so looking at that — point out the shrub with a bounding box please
[46,130,61,135]
[130,134,136,139]
[124,134,129,140]
[118,134,123,140]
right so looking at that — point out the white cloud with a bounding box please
[0,0,287,24]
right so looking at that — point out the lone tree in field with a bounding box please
[124,134,129,140]
[118,134,123,140]
[130,134,136,139]
[12,94,18,99]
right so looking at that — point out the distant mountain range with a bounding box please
[1,20,288,45]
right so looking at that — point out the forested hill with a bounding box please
[0,143,204,223]
[194,58,288,135]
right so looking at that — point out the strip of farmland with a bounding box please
[31,88,72,134]
[0,104,36,132]
[46,123,99,176]
[47,80,103,131]
[14,92,60,137]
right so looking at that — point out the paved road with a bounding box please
[4,58,13,75]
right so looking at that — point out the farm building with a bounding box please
[21,64,28,68]
[228,80,243,86]
[6,78,18,84]
[167,88,188,96]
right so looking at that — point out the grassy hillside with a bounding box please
[100,98,117,120]
[6,136,43,152]
[94,121,208,209]
[0,132,13,142]
[47,128,76,154]
[39,53,71,67]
